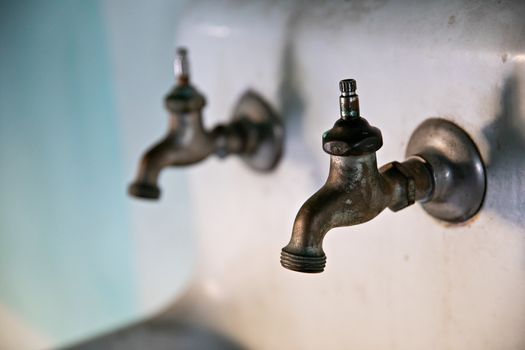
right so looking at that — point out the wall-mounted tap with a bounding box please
[281,79,486,273]
[128,48,283,200]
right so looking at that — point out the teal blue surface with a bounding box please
[0,0,137,343]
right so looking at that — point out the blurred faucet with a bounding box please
[129,48,283,200]
[280,79,486,273]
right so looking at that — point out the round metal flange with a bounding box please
[406,118,486,223]
[232,90,284,171]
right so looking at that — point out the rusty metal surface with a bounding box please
[281,80,485,273]
[406,118,487,222]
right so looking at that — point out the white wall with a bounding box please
[153,1,525,349]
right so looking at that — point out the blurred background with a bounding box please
[0,0,192,348]
[2,1,525,349]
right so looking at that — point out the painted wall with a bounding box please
[164,1,525,349]
[0,0,190,348]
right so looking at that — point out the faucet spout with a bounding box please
[281,154,392,273]
[127,140,171,200]
[128,109,214,199]
[128,58,211,200]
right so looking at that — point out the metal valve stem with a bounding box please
[339,79,360,120]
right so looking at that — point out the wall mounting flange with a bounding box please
[406,118,486,223]
[231,91,284,171]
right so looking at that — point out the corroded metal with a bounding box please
[281,79,485,273]
[128,48,283,200]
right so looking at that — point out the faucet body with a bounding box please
[281,79,483,273]
[128,83,245,199]
[282,153,389,272]
[281,152,433,273]
[129,48,283,200]
[129,84,209,199]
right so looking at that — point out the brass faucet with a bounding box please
[281,79,486,273]
[129,48,283,200]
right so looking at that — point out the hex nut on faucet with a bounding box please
[380,161,417,212]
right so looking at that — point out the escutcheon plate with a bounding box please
[232,91,284,171]
[406,118,486,223]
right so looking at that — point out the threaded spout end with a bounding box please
[128,182,161,200]
[280,249,326,273]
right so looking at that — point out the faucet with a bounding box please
[129,48,283,200]
[281,79,486,273]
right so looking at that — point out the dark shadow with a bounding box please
[276,10,325,183]
[277,34,304,145]
[64,318,244,350]
[481,73,525,226]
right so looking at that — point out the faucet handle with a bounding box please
[339,79,357,95]
[322,79,383,156]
